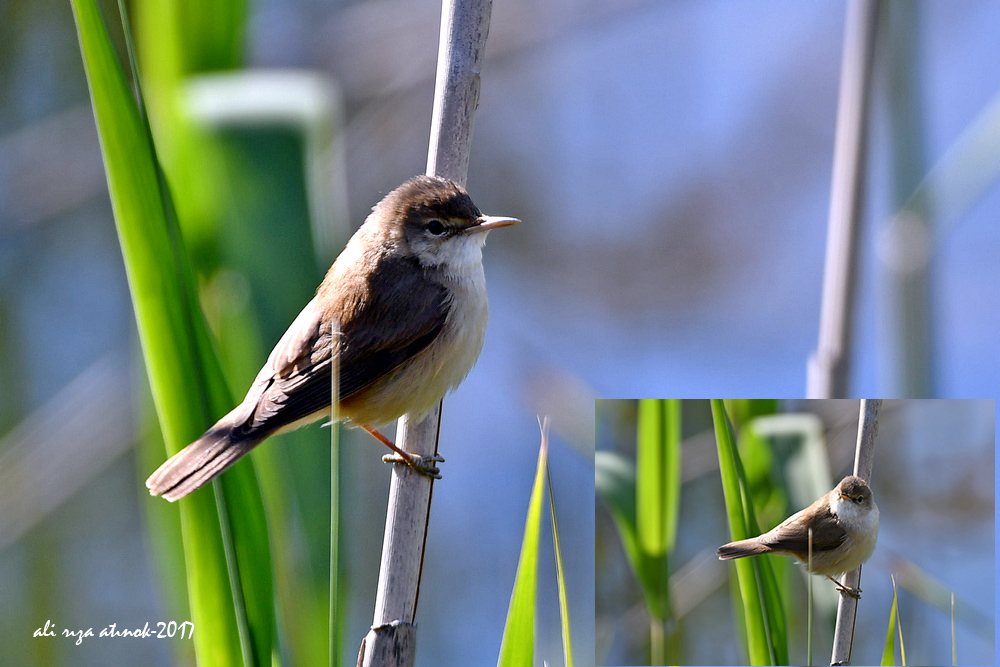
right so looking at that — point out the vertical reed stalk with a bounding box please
[807,0,881,398]
[830,399,881,665]
[357,0,494,664]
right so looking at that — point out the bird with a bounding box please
[717,475,879,598]
[145,175,519,502]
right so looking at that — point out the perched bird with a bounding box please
[717,475,879,598]
[146,175,519,502]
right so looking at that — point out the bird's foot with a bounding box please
[381,452,445,479]
[838,585,862,599]
[361,424,444,479]
[827,575,862,599]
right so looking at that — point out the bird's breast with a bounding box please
[339,273,489,426]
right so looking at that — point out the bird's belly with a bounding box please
[340,286,487,427]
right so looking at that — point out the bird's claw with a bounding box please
[381,452,445,479]
[836,584,862,599]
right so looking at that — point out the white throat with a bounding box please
[830,493,879,533]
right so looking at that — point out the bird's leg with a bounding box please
[361,424,444,479]
[826,574,862,599]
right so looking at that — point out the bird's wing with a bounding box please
[234,296,336,435]
[759,499,848,553]
[332,255,450,399]
[234,255,449,435]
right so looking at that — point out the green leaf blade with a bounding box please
[497,429,548,667]
[70,2,274,665]
[545,422,574,667]
[636,399,666,555]
[713,399,771,666]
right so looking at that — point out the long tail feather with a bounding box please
[145,424,262,502]
[717,538,771,560]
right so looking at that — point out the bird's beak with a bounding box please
[839,494,850,501]
[467,215,520,233]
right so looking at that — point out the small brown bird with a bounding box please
[717,476,879,598]
[146,175,519,502]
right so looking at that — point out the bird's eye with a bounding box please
[426,219,446,235]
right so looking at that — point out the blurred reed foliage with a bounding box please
[597,399,869,664]
[71,0,274,665]
[71,0,342,664]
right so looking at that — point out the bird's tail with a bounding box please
[717,538,770,560]
[145,421,264,502]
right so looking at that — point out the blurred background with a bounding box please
[1,0,999,665]
[596,399,995,665]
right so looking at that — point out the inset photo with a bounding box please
[595,399,994,666]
